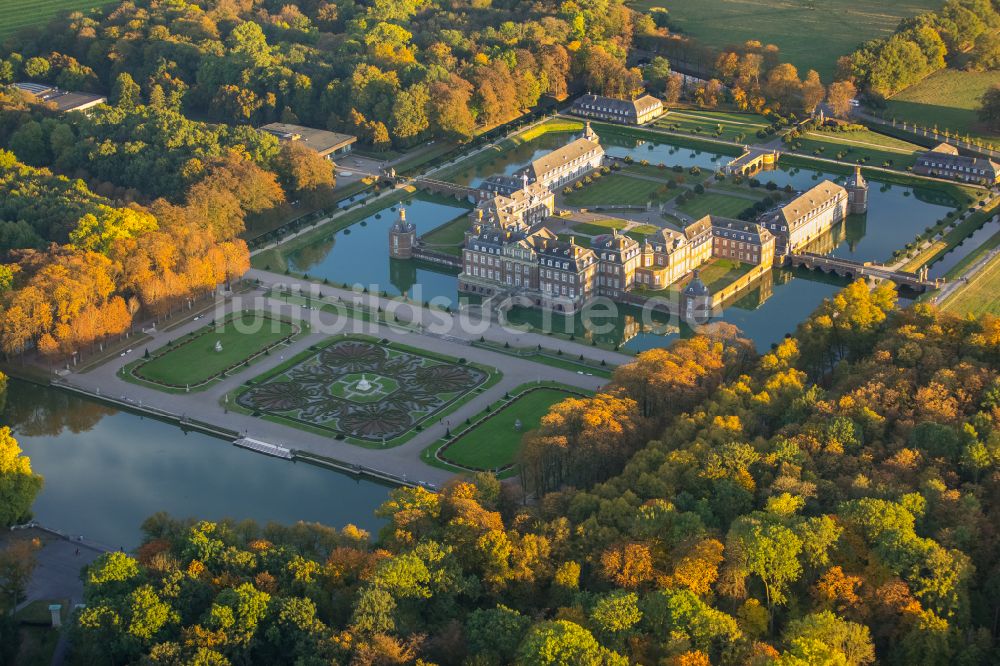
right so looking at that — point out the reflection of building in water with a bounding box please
[723,266,775,311]
[388,256,418,296]
[799,220,846,256]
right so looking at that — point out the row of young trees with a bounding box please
[840,0,1000,98]
[0,0,646,149]
[63,281,1000,664]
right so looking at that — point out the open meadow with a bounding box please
[1,0,114,38]
[943,252,1000,317]
[885,69,1000,144]
[628,0,940,80]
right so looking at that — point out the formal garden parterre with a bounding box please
[233,336,499,445]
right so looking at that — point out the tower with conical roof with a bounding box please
[845,166,869,215]
[584,120,599,144]
[388,207,416,259]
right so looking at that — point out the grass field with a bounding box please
[942,251,1000,316]
[1,0,115,38]
[441,386,577,469]
[628,0,940,80]
[571,218,661,237]
[655,110,772,142]
[886,69,1000,143]
[562,174,664,207]
[678,191,759,219]
[416,212,470,255]
[132,313,296,388]
[790,130,922,169]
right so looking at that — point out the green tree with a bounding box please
[517,620,625,666]
[589,590,642,642]
[782,611,874,665]
[466,604,530,663]
[113,72,142,111]
[726,515,803,612]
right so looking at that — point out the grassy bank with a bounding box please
[886,69,1000,144]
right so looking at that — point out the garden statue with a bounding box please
[215,340,223,352]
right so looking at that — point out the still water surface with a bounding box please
[5,380,390,549]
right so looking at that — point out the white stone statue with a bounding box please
[214,340,223,352]
[356,374,373,392]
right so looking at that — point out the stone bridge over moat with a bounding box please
[788,252,939,292]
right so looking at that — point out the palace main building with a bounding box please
[396,126,859,315]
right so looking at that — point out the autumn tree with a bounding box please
[827,80,858,118]
[0,426,43,526]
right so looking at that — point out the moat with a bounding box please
[275,128,955,351]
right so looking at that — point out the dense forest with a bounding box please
[0,0,648,148]
[49,282,1000,665]
[0,83,340,361]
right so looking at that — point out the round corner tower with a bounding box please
[846,166,869,215]
[388,207,416,259]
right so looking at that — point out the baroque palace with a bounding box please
[392,125,866,315]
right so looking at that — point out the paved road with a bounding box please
[67,274,635,485]
[3,528,108,666]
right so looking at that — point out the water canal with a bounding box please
[4,379,390,549]
[276,128,960,352]
[285,194,469,301]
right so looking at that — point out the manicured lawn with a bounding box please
[441,387,578,469]
[1,0,114,37]
[562,174,665,207]
[886,69,1000,144]
[790,131,921,169]
[418,212,471,250]
[571,218,660,237]
[512,119,584,145]
[942,251,1000,317]
[655,110,771,142]
[678,191,760,219]
[132,313,297,387]
[628,0,940,80]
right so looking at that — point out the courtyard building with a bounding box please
[475,175,555,230]
[458,226,599,313]
[759,180,848,255]
[571,93,665,125]
[913,142,1000,186]
[13,82,106,114]
[591,230,642,299]
[259,122,357,158]
[521,121,605,190]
